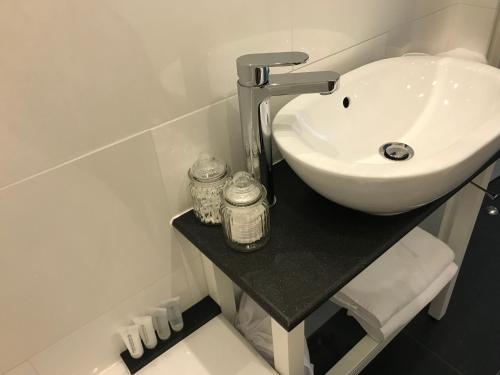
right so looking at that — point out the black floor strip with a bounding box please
[120,296,220,374]
[404,178,500,375]
[309,178,500,375]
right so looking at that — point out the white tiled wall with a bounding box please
[4,363,38,375]
[447,3,498,54]
[1,1,497,374]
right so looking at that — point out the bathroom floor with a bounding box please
[308,177,500,375]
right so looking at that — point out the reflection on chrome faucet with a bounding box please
[236,52,340,204]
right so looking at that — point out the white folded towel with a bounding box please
[332,227,455,330]
[349,262,457,341]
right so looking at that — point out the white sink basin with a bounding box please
[273,56,500,215]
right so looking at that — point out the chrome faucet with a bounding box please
[236,51,340,204]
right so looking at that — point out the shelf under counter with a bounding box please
[172,155,499,332]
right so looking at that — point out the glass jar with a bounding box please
[221,171,270,252]
[188,153,230,225]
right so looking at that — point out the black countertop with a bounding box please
[173,156,498,331]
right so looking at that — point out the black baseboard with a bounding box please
[120,296,220,374]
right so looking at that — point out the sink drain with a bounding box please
[379,142,414,161]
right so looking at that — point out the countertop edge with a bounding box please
[173,153,499,331]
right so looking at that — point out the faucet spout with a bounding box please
[268,71,340,96]
[236,52,340,205]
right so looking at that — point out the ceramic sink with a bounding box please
[273,55,500,215]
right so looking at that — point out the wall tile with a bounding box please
[0,133,175,372]
[0,1,168,188]
[30,269,194,375]
[95,362,130,375]
[462,0,498,8]
[0,0,292,188]
[414,0,497,19]
[4,363,38,375]
[405,6,455,54]
[292,0,415,64]
[173,227,209,303]
[414,0,456,18]
[447,4,497,55]
[152,96,246,217]
[151,93,296,219]
[182,253,210,303]
[408,3,497,57]
[384,22,414,58]
[295,34,387,75]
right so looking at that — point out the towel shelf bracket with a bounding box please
[470,181,498,200]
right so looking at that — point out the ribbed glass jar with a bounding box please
[221,171,270,252]
[188,154,230,225]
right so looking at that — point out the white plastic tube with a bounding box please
[118,325,144,359]
[148,307,171,340]
[162,297,184,332]
[132,316,157,349]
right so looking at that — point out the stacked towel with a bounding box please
[332,227,457,342]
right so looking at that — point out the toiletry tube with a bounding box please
[118,325,144,359]
[132,316,157,350]
[147,307,171,340]
[162,297,184,332]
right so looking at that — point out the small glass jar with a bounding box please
[188,153,230,225]
[221,171,270,252]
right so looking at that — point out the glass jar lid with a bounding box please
[223,171,265,206]
[188,153,228,183]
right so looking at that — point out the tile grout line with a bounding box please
[18,268,190,374]
[456,1,499,10]
[2,361,41,375]
[295,2,460,72]
[0,94,237,193]
[2,1,487,193]
[27,360,41,375]
[402,331,465,375]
